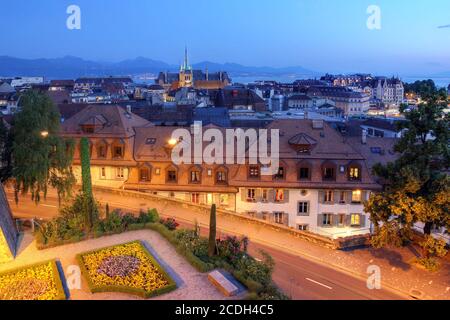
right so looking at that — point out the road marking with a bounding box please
[41,204,57,208]
[305,278,333,290]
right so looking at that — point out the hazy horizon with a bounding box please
[1,0,450,76]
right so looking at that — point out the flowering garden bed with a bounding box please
[77,241,177,298]
[0,260,66,300]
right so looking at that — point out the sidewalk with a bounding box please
[92,189,450,300]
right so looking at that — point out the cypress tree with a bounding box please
[208,204,217,257]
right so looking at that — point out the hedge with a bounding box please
[76,240,177,299]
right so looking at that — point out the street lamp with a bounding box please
[40,131,49,138]
[168,138,177,146]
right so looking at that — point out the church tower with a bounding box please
[179,47,193,88]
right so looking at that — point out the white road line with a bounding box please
[41,204,57,208]
[305,278,333,290]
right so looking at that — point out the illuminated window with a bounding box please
[219,194,229,206]
[351,214,361,226]
[275,189,284,202]
[206,193,213,205]
[352,190,362,203]
[349,166,361,181]
[249,166,260,178]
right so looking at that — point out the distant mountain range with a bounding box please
[0,56,318,80]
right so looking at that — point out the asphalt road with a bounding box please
[6,189,405,300]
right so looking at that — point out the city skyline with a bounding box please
[1,0,450,76]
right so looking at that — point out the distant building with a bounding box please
[307,86,370,116]
[362,77,404,105]
[360,118,404,138]
[10,76,44,88]
[156,48,231,90]
[74,77,133,92]
[320,74,372,87]
[212,87,267,112]
[49,80,74,91]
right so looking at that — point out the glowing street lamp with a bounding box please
[40,131,49,138]
[168,138,177,146]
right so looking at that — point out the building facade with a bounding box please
[61,106,380,239]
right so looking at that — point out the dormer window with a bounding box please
[98,145,107,158]
[96,140,108,159]
[113,146,123,158]
[322,161,336,181]
[249,165,260,179]
[166,166,178,183]
[111,139,125,159]
[274,167,285,180]
[324,167,335,180]
[216,170,227,184]
[190,170,201,183]
[348,163,362,181]
[139,168,150,182]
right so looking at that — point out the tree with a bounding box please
[404,79,447,101]
[208,204,217,257]
[365,98,449,266]
[79,137,98,231]
[0,120,13,182]
[12,91,75,204]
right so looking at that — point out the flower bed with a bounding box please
[0,260,66,300]
[77,241,177,298]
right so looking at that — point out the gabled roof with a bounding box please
[61,104,152,138]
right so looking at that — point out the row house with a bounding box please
[61,105,380,239]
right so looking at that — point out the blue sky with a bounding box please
[1,0,449,75]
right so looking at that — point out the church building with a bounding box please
[156,48,231,90]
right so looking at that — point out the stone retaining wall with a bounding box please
[93,187,368,250]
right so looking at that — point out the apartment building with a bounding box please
[61,105,380,239]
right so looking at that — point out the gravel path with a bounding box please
[0,230,227,300]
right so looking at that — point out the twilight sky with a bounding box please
[1,0,450,76]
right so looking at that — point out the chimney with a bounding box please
[190,121,202,135]
[312,119,324,129]
[362,129,367,144]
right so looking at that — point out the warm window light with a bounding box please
[40,131,49,138]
